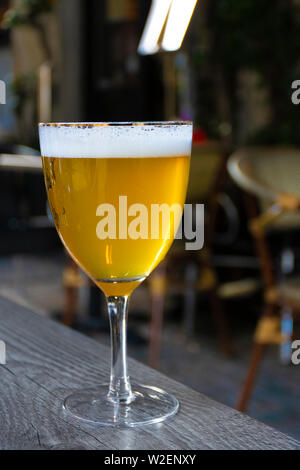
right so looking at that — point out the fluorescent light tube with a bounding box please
[162,0,197,52]
[138,0,172,55]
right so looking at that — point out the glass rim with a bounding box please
[38,121,193,128]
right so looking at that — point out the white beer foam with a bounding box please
[39,123,193,158]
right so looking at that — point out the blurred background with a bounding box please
[0,0,299,439]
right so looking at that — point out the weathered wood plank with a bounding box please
[0,296,298,450]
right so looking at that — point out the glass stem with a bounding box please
[106,295,134,404]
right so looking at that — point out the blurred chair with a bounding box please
[228,147,300,412]
[0,149,41,170]
[182,142,234,355]
[148,142,237,368]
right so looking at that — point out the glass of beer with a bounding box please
[39,121,192,427]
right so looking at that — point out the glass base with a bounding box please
[63,383,179,427]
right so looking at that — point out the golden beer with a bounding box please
[43,155,190,296]
[39,122,193,427]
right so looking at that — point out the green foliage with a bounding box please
[1,0,58,144]
[194,0,300,145]
[2,0,55,29]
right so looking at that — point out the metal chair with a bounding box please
[228,147,300,412]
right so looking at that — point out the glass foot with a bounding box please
[63,383,179,427]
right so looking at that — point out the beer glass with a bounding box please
[39,121,192,427]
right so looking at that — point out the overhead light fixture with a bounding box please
[162,0,197,52]
[138,0,172,55]
[138,0,197,55]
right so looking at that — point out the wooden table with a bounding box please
[0,296,299,450]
